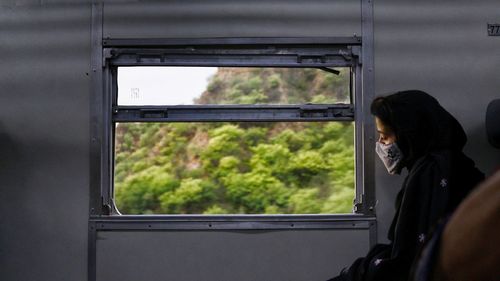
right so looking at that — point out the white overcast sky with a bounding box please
[118,67,218,105]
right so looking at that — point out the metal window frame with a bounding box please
[104,38,361,212]
[93,45,375,215]
[89,1,376,279]
[90,10,375,218]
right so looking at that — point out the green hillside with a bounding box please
[114,67,354,214]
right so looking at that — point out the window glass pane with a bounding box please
[114,122,354,214]
[117,67,350,105]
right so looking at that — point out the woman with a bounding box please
[329,90,484,281]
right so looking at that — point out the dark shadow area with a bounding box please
[464,122,500,177]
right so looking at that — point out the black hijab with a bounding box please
[371,90,467,172]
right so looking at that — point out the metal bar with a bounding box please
[317,67,341,75]
[349,68,354,105]
[109,59,353,68]
[109,68,118,213]
[92,214,374,221]
[88,221,97,281]
[91,215,376,231]
[115,104,352,110]
[112,105,354,122]
[103,37,362,47]
[354,61,364,212]
[361,0,376,215]
[107,52,353,67]
[89,3,103,218]
[95,221,370,231]
[368,220,378,249]
[108,47,351,55]
[89,4,103,281]
[101,59,112,215]
[105,44,355,67]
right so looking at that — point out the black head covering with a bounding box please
[371,90,467,171]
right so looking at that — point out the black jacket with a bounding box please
[329,150,483,281]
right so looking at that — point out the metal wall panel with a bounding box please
[103,0,361,38]
[373,0,500,242]
[96,229,369,281]
[0,3,91,281]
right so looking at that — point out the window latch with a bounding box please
[297,55,326,64]
[299,105,354,119]
[140,109,168,119]
[299,105,329,118]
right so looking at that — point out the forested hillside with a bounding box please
[114,67,354,214]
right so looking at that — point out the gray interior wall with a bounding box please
[0,3,91,281]
[1,0,498,280]
[373,0,500,242]
[96,230,369,281]
[103,0,361,38]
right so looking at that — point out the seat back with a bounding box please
[486,99,500,149]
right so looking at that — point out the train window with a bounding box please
[117,67,350,106]
[101,38,370,216]
[115,121,354,215]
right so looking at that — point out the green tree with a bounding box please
[159,178,216,214]
[114,67,355,215]
[115,166,179,214]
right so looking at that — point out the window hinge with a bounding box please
[353,203,362,213]
[101,196,112,215]
[351,46,361,65]
[353,194,364,213]
[103,48,114,67]
[354,195,375,214]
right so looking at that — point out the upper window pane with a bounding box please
[117,67,350,105]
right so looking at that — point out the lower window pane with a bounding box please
[114,122,354,214]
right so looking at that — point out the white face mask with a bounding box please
[375,142,403,175]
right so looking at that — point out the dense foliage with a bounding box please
[114,68,354,214]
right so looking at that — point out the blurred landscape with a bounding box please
[114,67,355,214]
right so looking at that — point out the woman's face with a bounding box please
[375,117,396,145]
